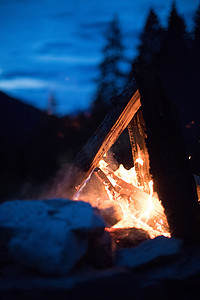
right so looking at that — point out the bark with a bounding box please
[58,83,141,199]
[107,227,150,249]
[134,63,200,244]
[128,108,152,193]
[95,166,168,232]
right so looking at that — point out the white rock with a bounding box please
[116,236,182,269]
[0,199,105,275]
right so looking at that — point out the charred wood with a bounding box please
[107,169,168,227]
[128,108,152,193]
[94,167,117,195]
[58,83,141,199]
[98,201,124,227]
[134,63,200,244]
[95,166,168,231]
[107,227,150,249]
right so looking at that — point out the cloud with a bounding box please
[0,78,48,90]
[1,69,58,81]
[37,54,99,65]
[2,70,41,79]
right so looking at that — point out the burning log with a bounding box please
[59,83,141,199]
[134,63,200,244]
[94,164,169,235]
[107,227,150,249]
[58,63,200,245]
[97,201,123,228]
[94,167,117,195]
[128,108,152,193]
[97,164,167,220]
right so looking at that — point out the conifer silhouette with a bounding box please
[92,15,127,119]
[159,1,188,66]
[193,4,200,53]
[137,8,164,64]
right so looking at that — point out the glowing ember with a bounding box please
[139,180,154,221]
[114,164,138,187]
[74,155,170,239]
[98,158,170,238]
[135,157,144,166]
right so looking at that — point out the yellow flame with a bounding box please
[139,180,154,221]
[98,158,170,238]
[99,159,108,170]
[114,164,138,187]
[75,158,170,238]
[135,157,144,166]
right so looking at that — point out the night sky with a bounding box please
[0,0,199,115]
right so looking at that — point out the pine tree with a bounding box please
[92,15,127,117]
[137,8,164,64]
[160,1,188,65]
[193,4,200,53]
[168,2,186,38]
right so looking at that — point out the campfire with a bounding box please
[60,65,200,245]
[73,152,170,240]
[1,66,200,297]
[68,78,171,242]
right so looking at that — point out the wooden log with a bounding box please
[58,84,141,199]
[134,63,200,244]
[94,167,117,196]
[97,201,124,228]
[95,166,169,232]
[107,227,150,249]
[76,89,141,174]
[109,171,168,229]
[128,108,152,193]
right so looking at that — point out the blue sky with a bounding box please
[0,0,199,115]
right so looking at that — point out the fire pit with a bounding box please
[58,65,200,245]
[1,65,200,299]
[74,152,170,242]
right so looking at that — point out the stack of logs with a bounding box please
[58,64,200,245]
[94,165,168,233]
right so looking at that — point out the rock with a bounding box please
[98,201,123,227]
[83,230,113,268]
[0,199,105,275]
[0,227,13,267]
[116,236,183,269]
[108,227,150,249]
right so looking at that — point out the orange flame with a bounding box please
[74,156,170,239]
[98,158,170,238]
